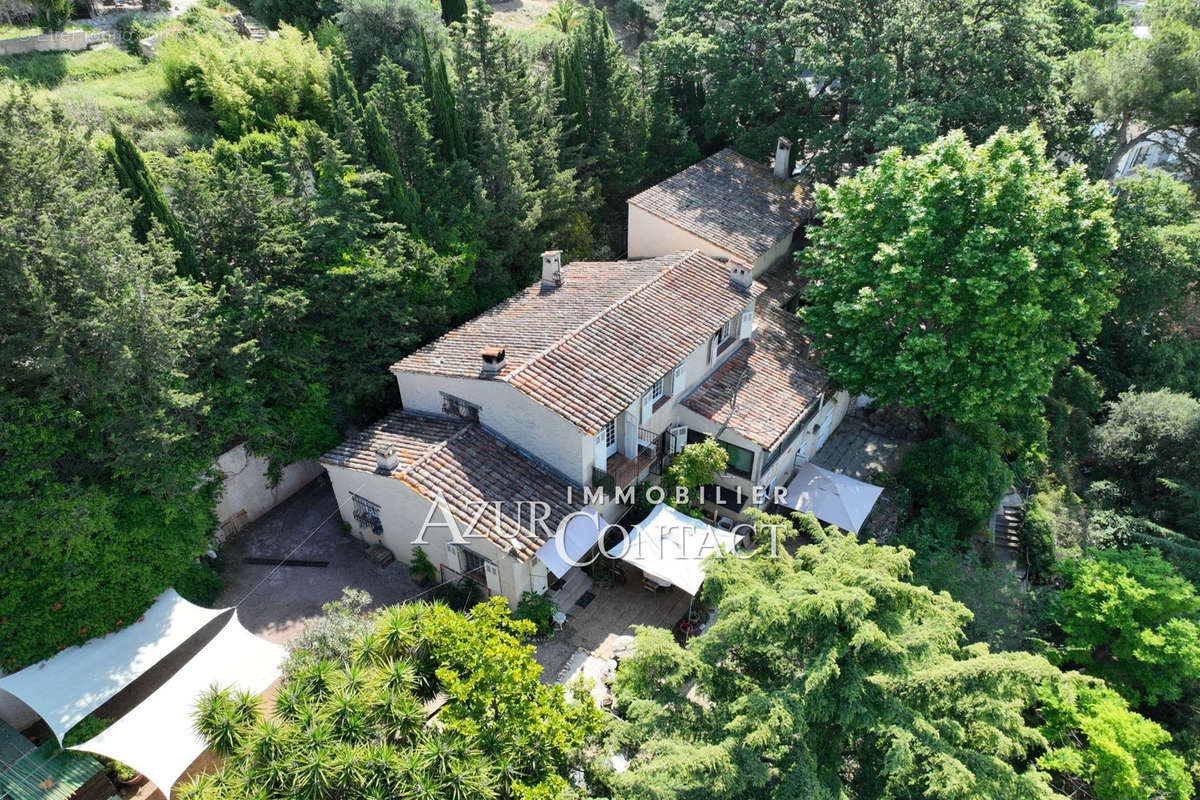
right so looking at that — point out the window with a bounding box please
[686,430,755,479]
[650,376,666,403]
[603,419,617,448]
[441,392,481,422]
[761,398,823,474]
[460,547,486,580]
[351,493,382,535]
[713,317,737,353]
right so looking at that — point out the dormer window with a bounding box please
[715,317,737,349]
[441,392,481,423]
[650,376,666,403]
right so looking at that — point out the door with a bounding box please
[815,405,835,451]
[668,425,688,455]
[602,418,618,458]
[483,559,502,596]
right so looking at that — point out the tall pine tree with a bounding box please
[440,0,467,26]
[108,124,197,278]
[420,30,466,161]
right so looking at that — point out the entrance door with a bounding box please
[815,405,835,451]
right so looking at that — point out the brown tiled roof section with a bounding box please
[507,252,763,433]
[628,149,811,263]
[393,250,762,434]
[683,269,829,450]
[320,412,469,473]
[392,254,692,379]
[320,412,583,561]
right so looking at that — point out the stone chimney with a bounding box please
[730,262,752,291]
[375,445,399,474]
[480,345,507,376]
[541,250,563,288]
[774,136,793,179]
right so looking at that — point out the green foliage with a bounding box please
[338,0,445,81]
[0,46,140,88]
[543,0,582,33]
[62,715,111,747]
[160,24,331,138]
[246,0,340,27]
[439,577,484,611]
[1052,546,1200,706]
[514,591,560,637]
[175,560,222,606]
[1022,492,1062,578]
[31,0,71,32]
[282,587,377,676]
[182,599,602,800]
[663,438,728,504]
[109,123,198,276]
[801,126,1118,447]
[1038,678,1193,800]
[602,512,1190,800]
[898,437,1011,540]
[0,94,215,670]
[440,0,467,26]
[409,546,438,584]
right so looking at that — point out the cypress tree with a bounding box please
[108,124,197,278]
[421,31,465,162]
[440,0,467,26]
[363,100,421,226]
[329,58,366,161]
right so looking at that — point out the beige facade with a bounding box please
[626,205,794,278]
[214,442,323,541]
[325,463,538,605]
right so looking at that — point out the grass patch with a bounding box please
[1,46,140,88]
[45,60,216,153]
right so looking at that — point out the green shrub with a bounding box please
[410,546,438,584]
[514,591,559,637]
[175,560,222,606]
[159,23,331,137]
[439,578,483,611]
[63,715,111,747]
[1020,493,1057,579]
[898,437,1011,539]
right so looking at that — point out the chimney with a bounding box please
[480,345,506,376]
[774,136,793,179]
[375,445,399,474]
[541,249,563,288]
[730,262,752,291]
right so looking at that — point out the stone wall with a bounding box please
[0,29,107,56]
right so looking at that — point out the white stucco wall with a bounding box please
[324,464,534,606]
[392,373,592,485]
[626,204,795,278]
[214,443,323,538]
[627,205,743,262]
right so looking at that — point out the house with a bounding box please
[321,148,849,607]
[626,138,811,278]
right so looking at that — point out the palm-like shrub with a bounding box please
[180,599,602,800]
[543,0,581,33]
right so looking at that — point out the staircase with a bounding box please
[548,567,592,610]
[992,504,1026,577]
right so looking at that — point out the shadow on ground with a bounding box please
[214,474,421,644]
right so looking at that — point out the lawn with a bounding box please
[0,47,215,153]
[0,22,83,40]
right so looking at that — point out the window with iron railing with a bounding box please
[351,493,382,535]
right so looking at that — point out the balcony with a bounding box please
[594,429,660,494]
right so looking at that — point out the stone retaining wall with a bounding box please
[0,29,107,56]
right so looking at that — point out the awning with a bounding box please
[69,613,284,797]
[610,503,741,595]
[0,589,225,744]
[780,463,884,534]
[536,506,607,578]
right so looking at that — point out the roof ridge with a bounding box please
[395,421,474,478]
[502,250,703,383]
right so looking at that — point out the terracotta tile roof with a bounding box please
[683,268,829,451]
[627,149,811,263]
[321,412,585,561]
[393,250,763,434]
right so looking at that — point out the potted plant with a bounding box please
[410,546,438,586]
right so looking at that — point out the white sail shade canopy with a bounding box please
[780,463,884,534]
[69,613,284,797]
[610,503,742,595]
[0,589,225,744]
[535,506,608,578]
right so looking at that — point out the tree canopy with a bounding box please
[801,126,1118,447]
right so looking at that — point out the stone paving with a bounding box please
[811,406,920,482]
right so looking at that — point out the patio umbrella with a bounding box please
[780,464,884,534]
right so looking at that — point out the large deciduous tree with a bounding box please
[801,126,1118,446]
